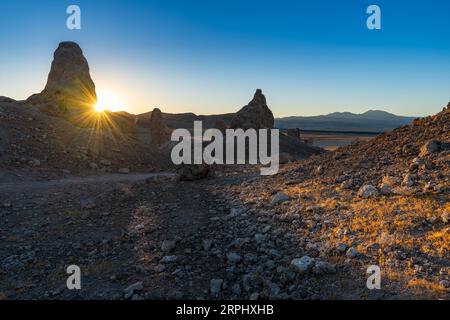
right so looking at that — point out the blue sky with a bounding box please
[1,0,449,116]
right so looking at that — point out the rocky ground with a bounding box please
[0,101,170,181]
[0,103,448,300]
[0,168,389,300]
[1,164,447,300]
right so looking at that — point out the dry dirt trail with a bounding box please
[0,172,175,193]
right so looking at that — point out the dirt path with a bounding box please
[0,172,175,193]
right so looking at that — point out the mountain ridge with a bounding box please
[274,109,416,132]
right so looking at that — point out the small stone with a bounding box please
[290,256,315,274]
[210,279,223,297]
[100,159,112,166]
[161,240,176,252]
[202,239,212,251]
[440,280,450,289]
[379,183,394,195]
[316,165,324,175]
[131,294,144,300]
[29,159,41,167]
[402,173,415,187]
[118,168,130,174]
[154,265,166,273]
[441,210,449,224]
[124,281,143,296]
[231,283,241,296]
[382,175,400,186]
[89,162,98,169]
[419,140,440,157]
[249,292,259,300]
[312,261,336,275]
[357,185,380,198]
[161,255,178,263]
[340,179,354,190]
[336,243,348,255]
[346,247,359,259]
[272,192,290,205]
[227,252,242,264]
[80,197,96,209]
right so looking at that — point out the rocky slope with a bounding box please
[0,100,170,179]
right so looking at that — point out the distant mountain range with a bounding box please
[137,109,416,133]
[275,110,417,132]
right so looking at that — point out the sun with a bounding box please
[94,90,125,112]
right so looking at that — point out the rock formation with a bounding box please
[0,96,15,103]
[149,108,170,146]
[286,128,301,140]
[27,42,97,113]
[230,89,274,130]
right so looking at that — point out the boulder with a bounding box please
[290,256,315,274]
[357,185,380,198]
[419,140,440,157]
[271,192,290,205]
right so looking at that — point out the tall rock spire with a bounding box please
[27,41,97,112]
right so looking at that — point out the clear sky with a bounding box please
[1,0,449,117]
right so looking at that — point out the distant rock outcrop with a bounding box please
[286,128,301,140]
[0,96,15,103]
[230,89,274,130]
[149,108,170,146]
[27,42,97,113]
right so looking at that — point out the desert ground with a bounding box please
[300,130,378,151]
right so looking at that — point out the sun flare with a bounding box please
[94,90,125,112]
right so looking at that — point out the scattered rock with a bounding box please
[402,173,415,187]
[379,183,394,195]
[100,159,112,166]
[161,240,176,253]
[210,279,223,297]
[419,140,440,157]
[202,239,213,251]
[272,192,290,205]
[346,247,359,259]
[336,243,348,255]
[227,252,242,264]
[442,209,449,224]
[124,281,143,298]
[290,256,315,274]
[161,255,178,263]
[357,185,380,198]
[118,168,130,174]
[312,261,336,275]
[80,197,96,209]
